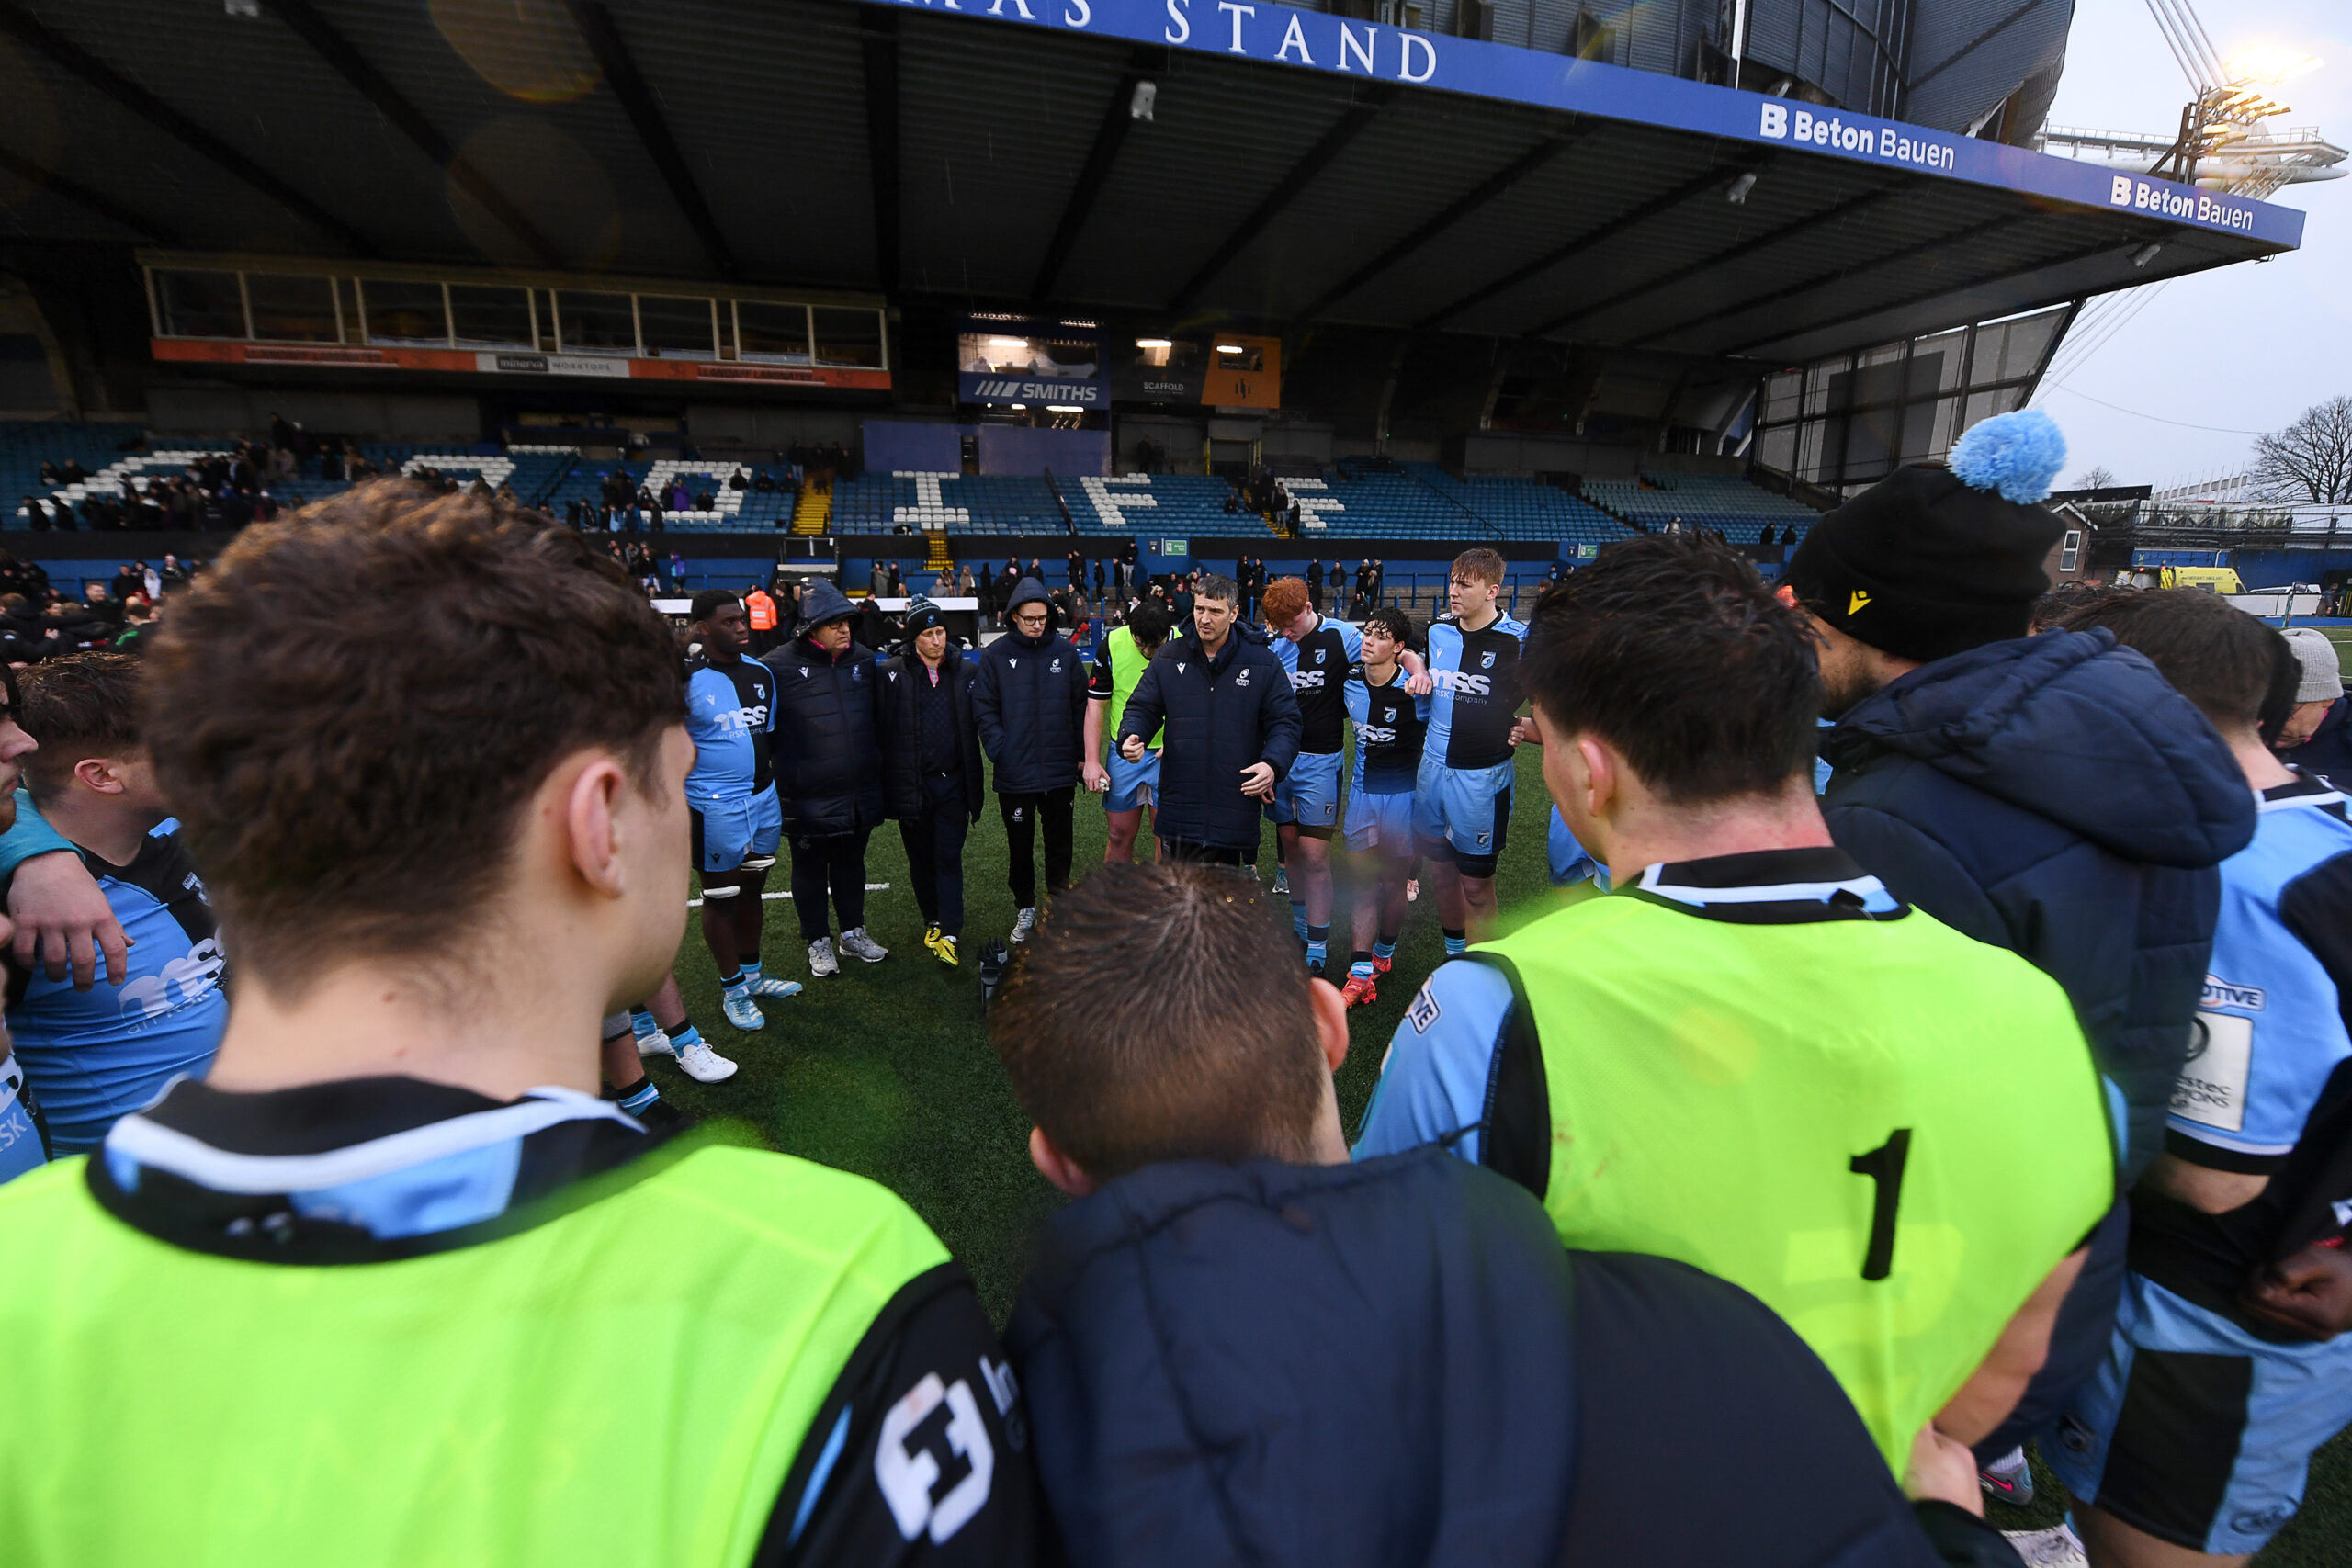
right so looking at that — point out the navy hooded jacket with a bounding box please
[1823,627,2256,1182]
[1115,627,1300,851]
[1009,1149,1978,1568]
[973,579,1088,795]
[2284,696,2352,787]
[762,579,884,836]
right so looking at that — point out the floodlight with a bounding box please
[2225,45,2323,86]
[1047,405,1084,413]
[987,336,1030,348]
[1216,343,1245,354]
[1135,337,1173,349]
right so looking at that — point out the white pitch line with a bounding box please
[688,884,890,908]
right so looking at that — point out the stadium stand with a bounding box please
[1583,473,1822,542]
[1405,465,1630,545]
[829,472,1065,536]
[1071,473,1265,538]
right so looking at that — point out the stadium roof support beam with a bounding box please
[0,3,370,254]
[1031,46,1166,303]
[861,9,901,293]
[0,145,173,243]
[1415,154,1767,332]
[1724,228,2163,355]
[1639,210,2040,348]
[1168,86,1397,316]
[563,1,737,279]
[1517,177,1918,340]
[1300,130,1586,322]
[260,0,563,268]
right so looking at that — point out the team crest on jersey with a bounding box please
[1177,661,1186,673]
[852,664,864,681]
[1480,650,1497,669]
[1408,976,1442,1033]
[888,670,899,682]
[1010,658,1018,668]
[798,667,808,678]
[1314,649,1325,664]
[1237,669,1250,686]
[1051,658,1062,671]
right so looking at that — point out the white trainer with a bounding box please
[839,926,889,963]
[1009,906,1038,944]
[635,1025,674,1059]
[808,936,840,977]
[675,1038,739,1084]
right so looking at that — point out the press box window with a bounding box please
[153,270,248,339]
[639,296,718,359]
[363,280,450,346]
[450,285,537,350]
[737,300,811,364]
[813,307,884,368]
[556,291,638,355]
[245,274,338,343]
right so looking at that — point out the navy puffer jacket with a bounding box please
[762,583,884,836]
[1115,628,1299,851]
[1009,1149,1964,1568]
[1823,627,2256,1182]
[972,579,1087,794]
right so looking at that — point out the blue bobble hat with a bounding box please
[1785,409,2069,664]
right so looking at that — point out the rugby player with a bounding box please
[0,485,1036,1563]
[4,652,224,1155]
[1358,534,2115,1481]
[2044,591,2352,1567]
[1081,600,1170,863]
[1260,578,1427,974]
[1414,548,1525,951]
[684,590,796,1038]
[1338,605,1428,1008]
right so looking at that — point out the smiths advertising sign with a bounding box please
[959,317,1106,406]
[865,0,2302,252]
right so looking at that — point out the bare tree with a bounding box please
[2253,396,2352,504]
[2071,466,2117,491]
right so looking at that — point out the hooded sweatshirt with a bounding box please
[972,578,1085,795]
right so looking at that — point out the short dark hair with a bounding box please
[1520,534,1822,804]
[2030,581,2119,633]
[1453,547,1505,585]
[142,479,684,995]
[991,862,1326,1179]
[689,588,741,624]
[18,651,142,805]
[1363,604,1413,646]
[1125,602,1170,649]
[2058,589,2286,728]
[1194,573,1239,606]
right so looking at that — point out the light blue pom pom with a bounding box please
[1948,409,2066,504]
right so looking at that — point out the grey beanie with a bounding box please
[2283,627,2343,703]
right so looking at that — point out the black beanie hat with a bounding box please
[1785,410,2068,665]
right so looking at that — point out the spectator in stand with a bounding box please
[2277,627,2352,783]
[997,862,2011,1568]
[1801,411,2256,1498]
[877,603,982,967]
[1067,548,1084,589]
[887,561,904,598]
[763,580,889,978]
[975,581,1087,945]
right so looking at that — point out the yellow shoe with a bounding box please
[922,922,942,956]
[933,933,959,968]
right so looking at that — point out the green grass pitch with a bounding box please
[654,749,2346,1561]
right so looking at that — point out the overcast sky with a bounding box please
[2028,0,2346,488]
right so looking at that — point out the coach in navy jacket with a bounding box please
[1116,578,1299,855]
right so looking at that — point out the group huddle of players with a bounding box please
[1092,547,1577,1005]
